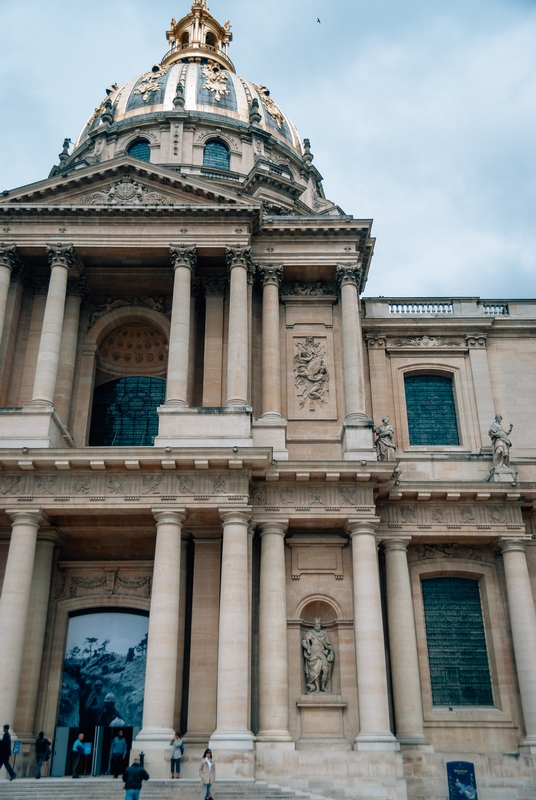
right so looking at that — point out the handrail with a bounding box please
[161,43,235,71]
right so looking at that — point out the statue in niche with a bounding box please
[302,618,334,694]
[373,416,397,461]
[488,414,513,468]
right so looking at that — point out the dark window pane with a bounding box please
[127,140,151,162]
[404,374,459,445]
[89,376,166,447]
[422,577,494,707]
[203,140,230,170]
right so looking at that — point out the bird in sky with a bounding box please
[317,18,321,23]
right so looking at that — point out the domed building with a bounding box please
[0,2,535,799]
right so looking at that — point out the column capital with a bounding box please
[381,535,412,552]
[465,333,488,349]
[203,277,226,297]
[226,245,252,272]
[219,508,251,525]
[46,242,76,270]
[152,508,187,526]
[6,508,48,526]
[66,276,88,299]
[259,263,283,288]
[169,243,197,272]
[345,515,381,537]
[335,261,363,290]
[0,242,22,273]
[497,535,529,554]
[257,518,289,537]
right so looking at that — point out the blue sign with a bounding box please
[83,742,92,756]
[447,761,478,800]
[13,742,21,755]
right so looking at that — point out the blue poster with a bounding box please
[447,761,478,800]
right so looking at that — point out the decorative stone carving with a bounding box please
[250,487,266,506]
[251,83,285,128]
[0,242,22,272]
[294,337,329,411]
[46,243,76,270]
[1,476,21,495]
[249,97,262,124]
[201,61,229,101]
[226,246,252,273]
[488,506,506,524]
[400,506,417,524]
[142,475,162,495]
[416,543,482,561]
[100,97,115,125]
[90,296,171,326]
[282,281,329,296]
[173,81,185,108]
[259,264,283,287]
[465,333,487,348]
[33,278,50,296]
[82,179,171,206]
[133,64,170,102]
[390,335,462,348]
[460,506,475,523]
[67,277,88,300]
[170,244,197,272]
[339,486,356,505]
[35,476,58,495]
[302,618,335,694]
[366,335,387,349]
[335,263,362,289]
[177,476,194,494]
[107,477,125,495]
[431,506,445,523]
[373,416,397,461]
[489,414,513,468]
[203,277,227,296]
[98,324,168,369]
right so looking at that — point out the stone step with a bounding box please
[0,778,318,800]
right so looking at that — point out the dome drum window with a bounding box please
[127,139,151,162]
[203,140,230,171]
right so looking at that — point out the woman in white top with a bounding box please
[199,748,215,800]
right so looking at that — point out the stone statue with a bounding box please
[302,618,334,694]
[488,414,513,468]
[373,416,397,461]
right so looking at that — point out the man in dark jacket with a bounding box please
[35,731,51,778]
[122,757,150,800]
[0,724,16,781]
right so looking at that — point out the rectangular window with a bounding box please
[404,374,460,445]
[422,577,494,706]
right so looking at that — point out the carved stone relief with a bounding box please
[294,337,329,411]
[389,335,464,348]
[415,543,483,561]
[378,503,520,527]
[90,296,172,327]
[81,179,172,206]
[56,563,153,600]
[201,61,229,101]
[250,484,370,511]
[282,282,331,296]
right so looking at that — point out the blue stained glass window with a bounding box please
[422,577,494,707]
[89,376,166,447]
[127,139,151,162]
[404,374,459,445]
[203,140,230,170]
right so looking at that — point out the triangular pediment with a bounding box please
[1,157,260,210]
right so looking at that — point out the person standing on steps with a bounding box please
[35,731,51,779]
[122,756,150,800]
[0,724,16,781]
[200,748,215,800]
[110,729,128,778]
[169,731,184,778]
[72,732,85,778]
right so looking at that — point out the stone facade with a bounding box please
[0,3,535,799]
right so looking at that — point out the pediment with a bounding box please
[1,157,260,210]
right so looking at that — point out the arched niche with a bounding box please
[294,594,343,696]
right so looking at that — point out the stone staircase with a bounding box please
[0,777,330,800]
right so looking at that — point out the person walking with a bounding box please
[199,748,215,800]
[0,724,16,781]
[35,731,51,779]
[122,756,150,800]
[110,729,128,778]
[72,732,85,778]
[169,731,184,778]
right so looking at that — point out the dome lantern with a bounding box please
[163,0,234,73]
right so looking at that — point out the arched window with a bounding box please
[181,31,190,45]
[203,140,230,170]
[127,139,151,162]
[205,32,216,46]
[422,577,493,706]
[89,376,166,446]
[404,373,459,445]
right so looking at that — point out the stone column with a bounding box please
[210,509,254,749]
[0,243,21,347]
[257,519,293,742]
[382,537,428,746]
[14,532,57,736]
[202,278,226,407]
[337,264,375,458]
[165,245,196,406]
[346,517,398,749]
[259,265,283,419]
[0,510,44,731]
[499,537,536,748]
[225,247,250,406]
[137,509,186,741]
[31,243,76,405]
[53,279,84,425]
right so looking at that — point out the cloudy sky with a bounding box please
[1,0,535,298]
